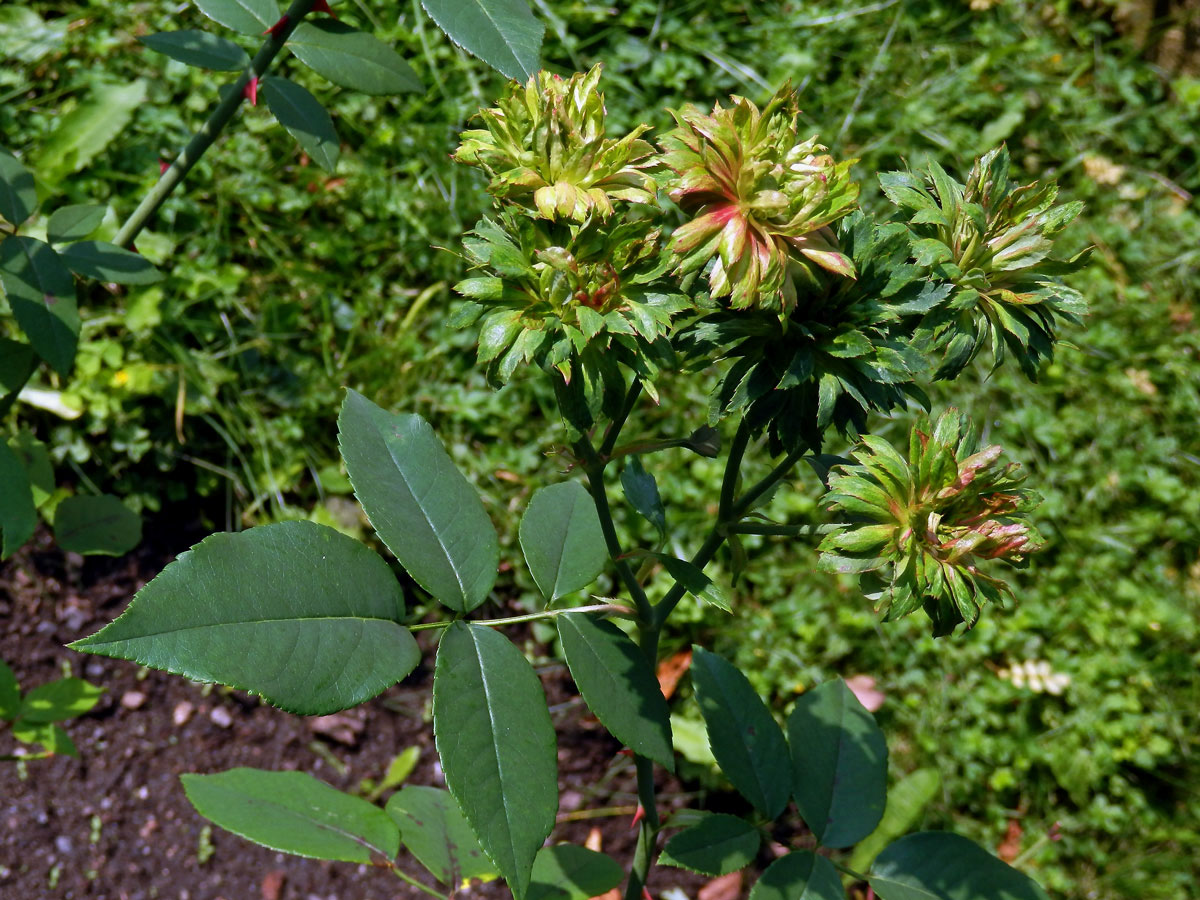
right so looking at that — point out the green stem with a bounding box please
[1011,831,1053,869]
[575,434,654,624]
[605,436,691,460]
[600,379,644,458]
[387,865,446,898]
[731,522,834,537]
[113,0,319,249]
[570,397,662,900]
[724,520,811,535]
[653,432,805,627]
[718,419,752,520]
[731,447,805,519]
[651,421,750,627]
[407,603,635,631]
[622,752,660,900]
[830,858,868,881]
[622,616,663,900]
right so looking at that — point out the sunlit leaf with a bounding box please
[182,768,399,863]
[420,0,543,82]
[34,80,147,183]
[193,0,280,34]
[386,786,498,884]
[338,390,499,613]
[433,622,557,899]
[19,677,103,723]
[70,521,419,715]
[46,204,106,244]
[558,612,674,770]
[519,481,606,601]
[287,21,421,95]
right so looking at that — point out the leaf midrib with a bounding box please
[379,422,472,602]
[471,625,523,880]
[77,613,401,646]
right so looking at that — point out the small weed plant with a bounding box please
[0,657,103,761]
[2,2,1094,898]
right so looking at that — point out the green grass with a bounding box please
[3,1,1198,896]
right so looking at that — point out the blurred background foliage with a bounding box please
[1,0,1197,896]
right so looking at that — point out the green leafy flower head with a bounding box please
[818,409,1044,635]
[880,146,1088,379]
[661,84,860,315]
[454,65,657,221]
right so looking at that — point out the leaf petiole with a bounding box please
[407,603,636,632]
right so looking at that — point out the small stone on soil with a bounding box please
[173,702,195,726]
[209,706,233,728]
[121,691,148,710]
[307,714,363,746]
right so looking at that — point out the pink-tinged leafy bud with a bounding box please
[660,84,859,315]
[263,14,289,37]
[818,409,1044,635]
[243,75,259,106]
[453,65,657,222]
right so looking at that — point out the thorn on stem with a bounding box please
[312,0,337,15]
[263,14,290,37]
[630,804,645,829]
[642,889,653,900]
[158,159,169,175]
[244,76,259,106]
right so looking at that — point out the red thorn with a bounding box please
[618,748,634,757]
[312,0,337,15]
[158,159,169,175]
[263,13,290,36]
[642,889,653,900]
[129,243,140,255]
[630,805,645,829]
[243,75,259,106]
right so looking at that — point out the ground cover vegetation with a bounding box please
[1,1,1197,898]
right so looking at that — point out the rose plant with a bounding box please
[20,8,1090,898]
